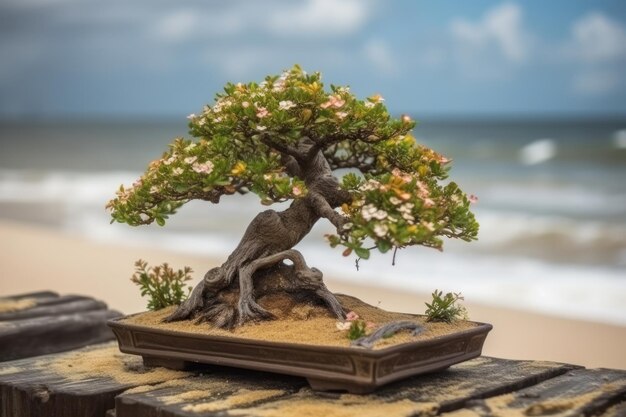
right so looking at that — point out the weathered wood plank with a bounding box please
[114,357,579,417]
[0,296,108,321]
[600,401,626,417]
[442,368,626,417]
[0,342,194,417]
[0,292,121,361]
[0,291,59,302]
[0,309,121,361]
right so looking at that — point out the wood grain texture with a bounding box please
[114,357,579,417]
[0,342,192,417]
[0,292,121,361]
[442,368,626,417]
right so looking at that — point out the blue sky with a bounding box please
[1,0,625,119]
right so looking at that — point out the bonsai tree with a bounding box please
[107,65,478,329]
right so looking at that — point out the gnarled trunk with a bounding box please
[164,146,351,328]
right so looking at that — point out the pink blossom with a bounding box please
[256,107,270,118]
[423,198,435,208]
[336,111,348,120]
[346,311,360,321]
[292,185,302,196]
[416,181,429,198]
[468,194,478,204]
[320,95,345,109]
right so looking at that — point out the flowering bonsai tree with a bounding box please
[107,65,478,329]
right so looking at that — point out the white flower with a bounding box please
[242,101,250,108]
[184,156,197,164]
[256,125,267,131]
[373,210,387,220]
[389,196,402,205]
[361,204,378,221]
[185,143,197,151]
[149,186,159,194]
[186,113,196,120]
[422,221,435,232]
[172,167,184,175]
[278,100,296,110]
[374,223,389,237]
[401,212,415,222]
[336,322,351,331]
[398,203,414,214]
[336,111,348,120]
[360,179,380,191]
[163,155,176,165]
[364,102,375,109]
[192,161,214,174]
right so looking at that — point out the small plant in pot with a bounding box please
[107,65,488,392]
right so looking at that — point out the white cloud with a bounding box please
[267,0,370,37]
[566,12,626,96]
[155,10,198,42]
[362,39,396,75]
[450,2,529,64]
[150,0,372,44]
[570,12,626,63]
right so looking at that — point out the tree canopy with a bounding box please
[107,65,478,259]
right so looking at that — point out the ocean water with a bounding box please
[1,118,625,325]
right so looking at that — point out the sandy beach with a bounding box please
[1,219,624,370]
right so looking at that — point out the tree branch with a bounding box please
[260,135,306,162]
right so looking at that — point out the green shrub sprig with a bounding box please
[347,320,368,340]
[425,290,468,323]
[131,259,193,311]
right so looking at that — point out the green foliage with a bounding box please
[347,320,368,340]
[131,259,193,311]
[107,65,407,227]
[326,167,479,255]
[424,290,468,323]
[108,64,479,261]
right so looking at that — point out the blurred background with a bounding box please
[1,0,625,329]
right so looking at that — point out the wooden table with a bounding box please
[0,292,624,417]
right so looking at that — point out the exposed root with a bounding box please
[352,321,424,349]
[164,250,346,329]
